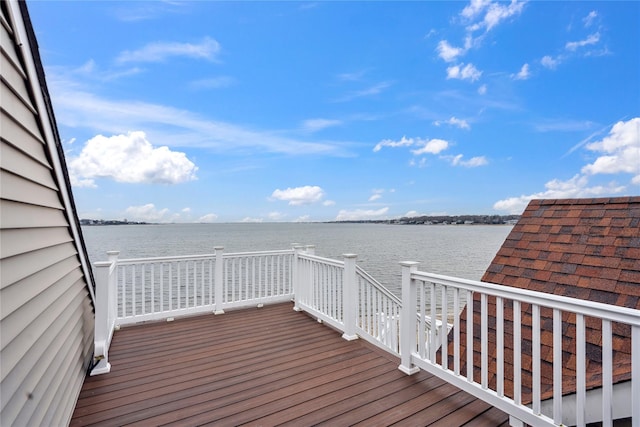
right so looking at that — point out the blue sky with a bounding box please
[29,1,639,223]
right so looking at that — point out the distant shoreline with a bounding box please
[80,214,519,226]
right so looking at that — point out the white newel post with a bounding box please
[399,261,420,375]
[292,245,304,311]
[91,250,119,376]
[342,254,358,341]
[214,246,225,315]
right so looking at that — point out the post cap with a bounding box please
[399,261,420,267]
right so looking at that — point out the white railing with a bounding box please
[355,265,402,355]
[91,246,295,375]
[398,262,640,427]
[92,244,403,375]
[293,248,403,355]
[91,245,638,426]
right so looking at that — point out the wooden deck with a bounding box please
[72,303,509,426]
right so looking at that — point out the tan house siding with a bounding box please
[1,1,95,425]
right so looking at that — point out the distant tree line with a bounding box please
[332,214,520,225]
[79,219,149,226]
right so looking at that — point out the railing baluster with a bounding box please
[481,293,488,389]
[513,299,521,405]
[442,285,448,370]
[430,282,437,362]
[553,308,562,425]
[576,313,586,427]
[496,296,504,397]
[532,304,541,415]
[120,266,125,318]
[132,265,136,316]
[454,287,460,375]
[602,319,613,427]
[466,290,473,382]
[160,263,164,312]
[142,264,146,314]
[200,261,204,306]
[151,264,155,313]
[185,261,189,307]
[632,325,640,427]
[419,282,426,358]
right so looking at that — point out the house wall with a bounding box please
[1,1,95,425]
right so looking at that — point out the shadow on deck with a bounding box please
[72,303,508,426]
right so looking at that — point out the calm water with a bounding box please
[81,223,512,296]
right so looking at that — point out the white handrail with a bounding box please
[412,270,640,326]
[399,264,639,427]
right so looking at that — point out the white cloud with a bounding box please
[493,174,626,214]
[69,131,197,187]
[198,213,218,223]
[323,200,336,206]
[541,55,559,70]
[125,203,170,222]
[437,40,465,62]
[374,136,449,155]
[241,217,263,223]
[374,136,415,152]
[565,32,600,51]
[478,84,487,95]
[295,215,312,222]
[336,207,389,221]
[270,185,325,206]
[494,120,637,214]
[513,63,530,80]
[445,154,489,167]
[336,81,393,102]
[48,76,345,156]
[446,63,482,82]
[583,10,598,28]
[434,116,470,129]
[368,189,385,202]
[409,157,428,168]
[581,118,640,182]
[462,0,526,32]
[461,0,492,20]
[482,1,526,31]
[116,37,220,63]
[404,210,421,218]
[412,139,450,155]
[302,118,342,132]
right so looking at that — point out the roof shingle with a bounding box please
[447,196,640,403]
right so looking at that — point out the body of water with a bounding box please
[82,222,512,296]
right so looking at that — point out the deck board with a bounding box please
[72,303,508,426]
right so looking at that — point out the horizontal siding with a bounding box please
[0,226,74,260]
[1,139,56,188]
[1,111,49,165]
[0,198,67,227]
[1,80,41,137]
[1,254,81,325]
[1,285,92,426]
[0,2,95,427]
[0,241,79,288]
[0,18,23,79]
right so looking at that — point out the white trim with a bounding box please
[540,381,632,426]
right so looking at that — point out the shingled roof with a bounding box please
[448,196,640,402]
